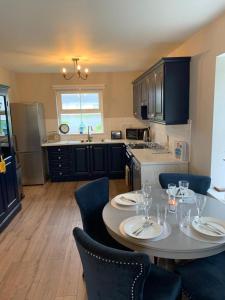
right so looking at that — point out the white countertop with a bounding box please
[130,148,188,165]
[42,139,127,147]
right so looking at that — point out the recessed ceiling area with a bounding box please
[0,0,225,73]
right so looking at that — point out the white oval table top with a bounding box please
[103,189,225,259]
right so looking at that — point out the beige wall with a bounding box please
[168,12,225,176]
[14,71,141,117]
[0,67,18,101]
[13,71,145,138]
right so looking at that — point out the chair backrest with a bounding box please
[159,173,211,195]
[73,227,150,300]
[74,177,109,242]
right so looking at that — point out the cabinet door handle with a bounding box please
[58,164,62,167]
[58,156,61,160]
[58,148,61,152]
[59,172,63,176]
[90,145,92,149]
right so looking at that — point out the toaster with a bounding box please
[111,131,122,139]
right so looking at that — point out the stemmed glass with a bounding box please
[178,180,189,202]
[144,197,153,224]
[142,180,152,199]
[141,181,152,224]
[195,195,207,223]
[168,183,177,197]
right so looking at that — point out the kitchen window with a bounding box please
[55,86,104,134]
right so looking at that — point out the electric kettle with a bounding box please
[143,130,149,142]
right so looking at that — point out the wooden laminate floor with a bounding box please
[0,179,128,300]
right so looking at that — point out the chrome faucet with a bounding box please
[87,126,93,142]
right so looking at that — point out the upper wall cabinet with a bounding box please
[133,57,191,124]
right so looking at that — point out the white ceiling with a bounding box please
[0,0,225,73]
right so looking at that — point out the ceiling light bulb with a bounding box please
[77,65,81,71]
[85,68,89,73]
[62,67,67,74]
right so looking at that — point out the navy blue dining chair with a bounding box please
[75,177,129,250]
[73,227,182,300]
[175,251,225,300]
[159,173,211,195]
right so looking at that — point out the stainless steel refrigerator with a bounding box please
[10,102,47,185]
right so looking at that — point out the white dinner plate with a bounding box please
[192,217,225,238]
[114,193,140,206]
[122,216,162,239]
[166,188,195,198]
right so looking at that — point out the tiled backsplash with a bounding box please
[45,117,146,141]
[150,122,191,158]
[45,116,191,158]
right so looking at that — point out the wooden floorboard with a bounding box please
[0,179,128,300]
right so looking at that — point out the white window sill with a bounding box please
[59,133,104,136]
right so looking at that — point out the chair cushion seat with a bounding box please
[143,264,181,300]
[176,252,225,300]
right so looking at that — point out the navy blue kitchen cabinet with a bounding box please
[0,85,21,232]
[73,144,108,179]
[108,144,126,178]
[47,143,125,181]
[133,57,191,124]
[47,146,73,181]
[90,144,108,178]
[0,177,7,224]
[2,157,19,211]
[73,145,91,179]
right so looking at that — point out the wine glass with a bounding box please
[142,180,152,200]
[195,195,207,223]
[168,183,177,197]
[135,191,145,217]
[144,197,153,224]
[178,180,189,202]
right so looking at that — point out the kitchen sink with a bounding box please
[127,142,164,150]
[127,143,148,149]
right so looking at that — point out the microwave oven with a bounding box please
[126,128,148,140]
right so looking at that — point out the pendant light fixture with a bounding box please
[62,58,89,80]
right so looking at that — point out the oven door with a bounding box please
[132,157,141,191]
[125,149,133,191]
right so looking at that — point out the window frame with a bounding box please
[54,85,105,135]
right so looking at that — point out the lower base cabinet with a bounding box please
[0,156,21,232]
[108,144,126,178]
[73,144,108,179]
[47,143,125,182]
[73,145,90,179]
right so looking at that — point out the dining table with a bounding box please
[102,188,225,260]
